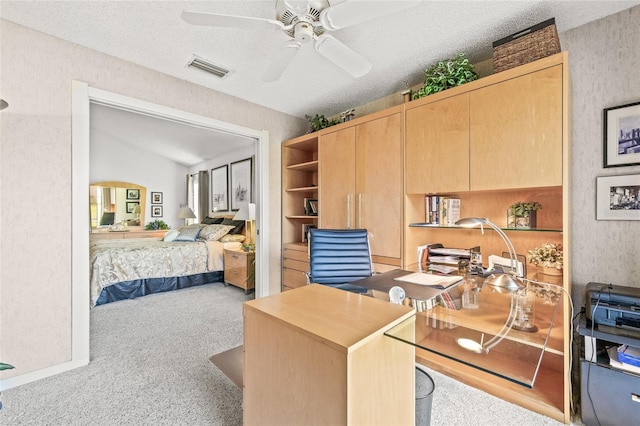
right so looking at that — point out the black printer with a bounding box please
[586,282,640,338]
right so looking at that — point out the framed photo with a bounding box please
[596,174,640,220]
[126,189,140,200]
[126,201,139,214]
[151,205,163,218]
[604,101,640,167]
[305,198,318,216]
[210,165,229,211]
[151,192,163,204]
[302,224,316,243]
[230,157,253,211]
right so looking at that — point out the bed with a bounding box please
[90,220,245,306]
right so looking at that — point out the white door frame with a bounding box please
[71,81,270,365]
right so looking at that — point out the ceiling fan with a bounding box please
[182,0,421,82]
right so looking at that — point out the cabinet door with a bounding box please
[319,127,356,228]
[470,65,563,190]
[356,112,403,260]
[405,93,470,194]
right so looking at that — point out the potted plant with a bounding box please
[507,202,542,228]
[305,114,340,132]
[0,362,14,410]
[528,243,563,275]
[411,53,478,100]
[144,219,170,230]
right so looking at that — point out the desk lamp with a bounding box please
[454,217,526,353]
[178,206,197,226]
[233,203,256,244]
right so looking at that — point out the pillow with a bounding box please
[221,218,245,235]
[163,229,180,242]
[199,224,235,241]
[201,216,225,225]
[220,234,246,243]
[174,226,202,242]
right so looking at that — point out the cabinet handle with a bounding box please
[632,394,640,403]
[358,193,363,229]
[347,194,352,229]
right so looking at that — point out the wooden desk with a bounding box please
[242,284,415,425]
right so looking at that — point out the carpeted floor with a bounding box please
[1,283,568,425]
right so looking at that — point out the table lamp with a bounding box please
[178,206,197,226]
[133,204,141,221]
[233,203,256,244]
[454,217,526,353]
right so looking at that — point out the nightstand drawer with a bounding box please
[223,249,255,293]
[225,251,248,268]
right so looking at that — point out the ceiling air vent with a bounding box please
[188,56,232,79]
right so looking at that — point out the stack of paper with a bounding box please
[394,272,463,289]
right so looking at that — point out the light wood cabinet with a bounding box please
[90,229,167,240]
[243,284,416,425]
[406,93,470,194]
[281,242,309,291]
[319,106,404,265]
[469,64,563,190]
[403,53,571,424]
[224,249,255,293]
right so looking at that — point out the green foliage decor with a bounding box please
[508,202,542,217]
[411,53,478,100]
[305,114,340,132]
[145,219,170,230]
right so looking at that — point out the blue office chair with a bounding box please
[306,228,372,294]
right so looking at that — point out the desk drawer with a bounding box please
[283,247,308,262]
[283,268,307,289]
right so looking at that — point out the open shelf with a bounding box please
[287,160,318,172]
[409,223,563,233]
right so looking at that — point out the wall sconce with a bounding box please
[454,217,526,353]
[233,203,256,244]
[178,205,197,226]
[0,99,8,110]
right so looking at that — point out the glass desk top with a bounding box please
[355,269,565,388]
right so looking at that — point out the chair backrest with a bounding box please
[100,212,115,226]
[308,228,373,285]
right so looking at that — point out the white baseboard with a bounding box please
[0,358,88,392]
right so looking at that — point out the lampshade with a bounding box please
[177,206,196,219]
[133,205,141,215]
[233,203,256,221]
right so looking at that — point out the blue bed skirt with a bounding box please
[95,271,224,306]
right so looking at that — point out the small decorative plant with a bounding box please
[411,53,478,100]
[528,243,563,270]
[507,202,542,228]
[305,114,340,132]
[241,243,255,253]
[0,362,14,411]
[145,219,170,230]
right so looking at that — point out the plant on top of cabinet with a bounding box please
[412,53,478,100]
[305,114,340,132]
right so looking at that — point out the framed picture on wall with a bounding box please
[230,157,253,211]
[596,174,640,220]
[151,192,163,204]
[604,101,640,167]
[126,189,140,200]
[210,165,229,211]
[126,202,139,214]
[151,205,163,218]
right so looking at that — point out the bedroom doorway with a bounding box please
[71,82,270,364]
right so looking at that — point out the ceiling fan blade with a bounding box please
[262,42,301,82]
[314,35,372,78]
[181,11,285,31]
[320,0,422,31]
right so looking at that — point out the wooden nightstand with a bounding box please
[224,249,255,294]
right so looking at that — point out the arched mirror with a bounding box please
[90,181,147,229]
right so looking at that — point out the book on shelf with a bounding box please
[424,195,461,226]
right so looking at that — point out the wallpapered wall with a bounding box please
[560,5,640,307]
[0,19,306,381]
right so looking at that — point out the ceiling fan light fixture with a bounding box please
[187,56,232,79]
[314,35,372,78]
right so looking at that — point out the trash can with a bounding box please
[415,364,435,426]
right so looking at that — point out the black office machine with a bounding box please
[586,282,640,338]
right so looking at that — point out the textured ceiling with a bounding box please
[3,0,639,119]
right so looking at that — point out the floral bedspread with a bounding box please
[89,238,225,306]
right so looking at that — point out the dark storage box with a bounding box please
[492,18,561,73]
